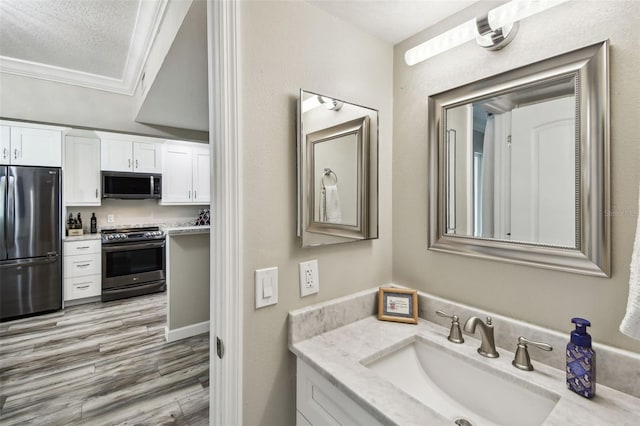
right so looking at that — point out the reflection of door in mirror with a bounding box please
[313,134,359,226]
[446,82,577,248]
[471,95,575,246]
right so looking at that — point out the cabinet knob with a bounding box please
[2,148,7,159]
[128,158,132,168]
[194,190,197,199]
[135,159,139,169]
[95,188,98,198]
[14,148,19,159]
[188,190,192,199]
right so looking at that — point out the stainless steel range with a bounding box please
[101,226,166,302]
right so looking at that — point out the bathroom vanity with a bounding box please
[289,289,640,425]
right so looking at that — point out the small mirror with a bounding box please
[428,41,610,276]
[297,90,378,247]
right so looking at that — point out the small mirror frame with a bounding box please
[306,116,369,238]
[297,89,379,247]
[427,41,610,277]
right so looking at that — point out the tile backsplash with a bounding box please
[66,199,207,231]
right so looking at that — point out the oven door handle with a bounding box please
[102,240,166,252]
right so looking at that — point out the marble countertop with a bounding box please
[291,316,640,426]
[162,224,210,235]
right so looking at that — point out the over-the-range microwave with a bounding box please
[101,171,162,199]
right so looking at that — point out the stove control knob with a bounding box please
[108,235,115,240]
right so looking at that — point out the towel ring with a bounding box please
[322,168,338,188]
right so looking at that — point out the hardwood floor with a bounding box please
[0,293,209,425]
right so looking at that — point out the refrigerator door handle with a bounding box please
[0,175,5,258]
[0,253,59,269]
[7,175,15,251]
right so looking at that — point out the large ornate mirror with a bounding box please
[297,90,378,247]
[428,41,610,276]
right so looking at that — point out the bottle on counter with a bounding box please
[67,213,74,228]
[77,213,82,230]
[566,317,596,398]
[90,213,97,234]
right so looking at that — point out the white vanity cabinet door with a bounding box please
[65,136,101,206]
[192,146,210,204]
[0,125,10,165]
[101,138,133,172]
[296,359,384,426]
[9,127,62,167]
[133,141,161,173]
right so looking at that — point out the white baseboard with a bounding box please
[165,321,210,342]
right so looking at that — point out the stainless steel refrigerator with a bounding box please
[1,166,62,321]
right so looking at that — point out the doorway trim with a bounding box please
[208,1,243,425]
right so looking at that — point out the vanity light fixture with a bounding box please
[405,0,570,66]
[302,95,343,112]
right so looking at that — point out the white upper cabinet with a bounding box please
[133,142,161,173]
[1,124,62,167]
[192,146,210,204]
[162,144,193,203]
[162,142,210,205]
[65,136,101,206]
[101,139,161,173]
[1,126,10,164]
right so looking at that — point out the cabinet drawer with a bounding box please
[64,240,101,255]
[64,275,101,301]
[64,253,100,278]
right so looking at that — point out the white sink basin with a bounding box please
[363,337,559,426]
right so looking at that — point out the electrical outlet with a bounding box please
[299,259,319,297]
[107,214,115,223]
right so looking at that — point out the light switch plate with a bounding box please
[255,267,278,308]
[299,259,319,297]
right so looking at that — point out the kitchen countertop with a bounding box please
[63,233,101,242]
[162,225,210,235]
[291,316,640,426]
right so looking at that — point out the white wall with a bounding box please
[393,1,640,353]
[0,70,207,141]
[238,1,393,424]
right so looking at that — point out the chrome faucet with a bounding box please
[463,316,499,358]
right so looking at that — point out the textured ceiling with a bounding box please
[0,0,138,78]
[308,0,478,44]
[0,0,166,95]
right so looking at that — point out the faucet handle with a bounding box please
[436,310,464,344]
[512,336,553,371]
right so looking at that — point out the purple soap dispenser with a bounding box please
[566,318,596,398]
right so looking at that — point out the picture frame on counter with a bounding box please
[377,287,418,324]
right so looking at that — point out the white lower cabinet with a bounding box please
[296,359,383,426]
[63,239,101,302]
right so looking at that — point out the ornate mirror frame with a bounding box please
[427,41,610,277]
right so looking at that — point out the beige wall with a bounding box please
[393,1,640,353]
[167,233,210,330]
[238,1,393,425]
